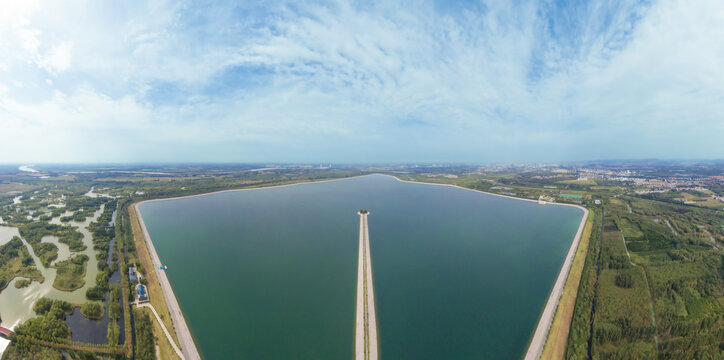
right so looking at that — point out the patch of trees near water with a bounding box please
[133,308,155,360]
[0,236,43,290]
[18,222,85,267]
[17,298,73,342]
[566,199,724,359]
[52,254,89,291]
[107,284,122,345]
[80,301,103,319]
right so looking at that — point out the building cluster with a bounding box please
[575,168,724,197]
[129,266,149,303]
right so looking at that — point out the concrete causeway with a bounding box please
[135,204,201,360]
[355,211,378,360]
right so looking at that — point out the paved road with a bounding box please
[355,212,378,360]
[525,206,589,360]
[136,302,184,359]
[135,204,201,360]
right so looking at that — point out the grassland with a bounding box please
[52,254,88,291]
[557,179,597,186]
[566,197,724,358]
[135,307,181,360]
[0,182,35,194]
[541,209,596,359]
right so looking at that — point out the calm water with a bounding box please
[138,175,583,359]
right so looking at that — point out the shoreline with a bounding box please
[136,176,361,205]
[525,206,588,359]
[136,173,588,359]
[133,203,199,360]
[133,176,362,360]
[388,176,589,359]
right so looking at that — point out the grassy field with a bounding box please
[597,230,654,325]
[568,195,724,358]
[541,209,596,359]
[591,227,657,357]
[557,179,597,185]
[0,182,35,194]
[673,192,724,208]
[129,203,181,347]
[136,307,181,360]
[52,254,88,291]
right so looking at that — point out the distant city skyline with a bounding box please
[1,0,723,163]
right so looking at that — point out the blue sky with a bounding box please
[1,0,723,163]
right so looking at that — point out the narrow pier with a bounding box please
[355,210,378,360]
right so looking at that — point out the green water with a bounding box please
[559,194,582,199]
[138,175,583,359]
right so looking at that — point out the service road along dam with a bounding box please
[355,210,378,360]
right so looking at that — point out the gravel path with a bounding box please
[136,302,184,359]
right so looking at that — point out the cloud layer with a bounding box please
[1,0,723,163]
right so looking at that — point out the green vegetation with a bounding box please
[0,236,44,290]
[32,297,67,315]
[565,200,724,358]
[5,296,122,358]
[106,284,122,345]
[14,278,31,288]
[108,284,121,321]
[52,254,89,291]
[106,320,120,346]
[133,308,155,360]
[80,302,103,320]
[615,273,634,288]
[88,200,116,272]
[565,211,601,358]
[2,164,722,357]
[18,222,84,267]
[21,298,73,342]
[1,338,63,360]
[85,285,105,301]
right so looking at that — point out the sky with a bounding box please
[0,0,723,164]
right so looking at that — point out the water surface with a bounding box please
[138,175,583,359]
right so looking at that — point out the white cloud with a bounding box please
[0,0,722,163]
[36,41,72,74]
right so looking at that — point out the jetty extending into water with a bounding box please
[355,210,378,360]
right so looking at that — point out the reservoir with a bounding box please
[137,174,584,359]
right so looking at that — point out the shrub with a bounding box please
[615,273,634,288]
[81,302,103,319]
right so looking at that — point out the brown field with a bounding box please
[95,176,203,182]
[129,204,180,346]
[541,209,595,360]
[0,182,35,194]
[674,192,724,208]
